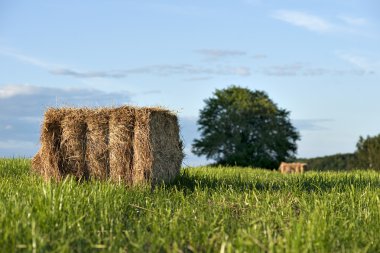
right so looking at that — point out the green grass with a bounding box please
[0,159,379,252]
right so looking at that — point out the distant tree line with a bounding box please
[298,134,380,171]
[297,153,357,171]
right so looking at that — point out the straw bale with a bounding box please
[279,162,307,174]
[85,109,110,180]
[109,107,135,184]
[32,106,183,185]
[60,109,88,180]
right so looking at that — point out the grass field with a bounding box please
[0,159,379,252]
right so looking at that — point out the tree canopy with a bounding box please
[355,134,380,170]
[192,86,300,169]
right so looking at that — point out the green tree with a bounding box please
[355,134,380,170]
[192,86,300,169]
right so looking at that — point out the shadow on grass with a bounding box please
[165,169,380,193]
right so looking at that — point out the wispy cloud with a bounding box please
[139,90,162,95]
[50,68,126,79]
[338,15,368,26]
[252,54,267,59]
[260,62,373,77]
[272,10,371,35]
[337,53,378,74]
[0,84,131,106]
[293,119,333,131]
[0,47,127,79]
[129,64,252,77]
[0,47,60,69]
[272,10,333,32]
[52,64,251,78]
[183,76,213,82]
[0,85,38,99]
[195,49,247,61]
[1,47,251,79]
[262,63,304,76]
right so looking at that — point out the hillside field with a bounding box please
[0,159,379,252]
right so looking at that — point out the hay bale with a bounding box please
[109,107,135,184]
[279,162,307,174]
[86,109,110,180]
[32,106,183,185]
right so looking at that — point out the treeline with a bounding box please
[298,153,357,171]
[298,134,380,171]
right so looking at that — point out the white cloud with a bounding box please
[252,54,267,59]
[272,10,372,36]
[196,49,247,60]
[123,64,252,77]
[52,64,251,78]
[50,68,126,79]
[0,47,60,69]
[272,10,333,32]
[0,85,38,99]
[263,63,304,76]
[231,67,250,76]
[338,53,378,73]
[338,15,368,26]
[1,46,251,80]
[183,76,213,82]
[293,119,333,131]
[260,62,373,77]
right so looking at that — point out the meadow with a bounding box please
[0,159,379,253]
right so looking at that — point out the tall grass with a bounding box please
[0,159,379,252]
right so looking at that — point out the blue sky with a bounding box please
[1,0,379,165]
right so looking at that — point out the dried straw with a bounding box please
[32,108,65,180]
[60,109,88,180]
[109,107,135,184]
[86,108,110,180]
